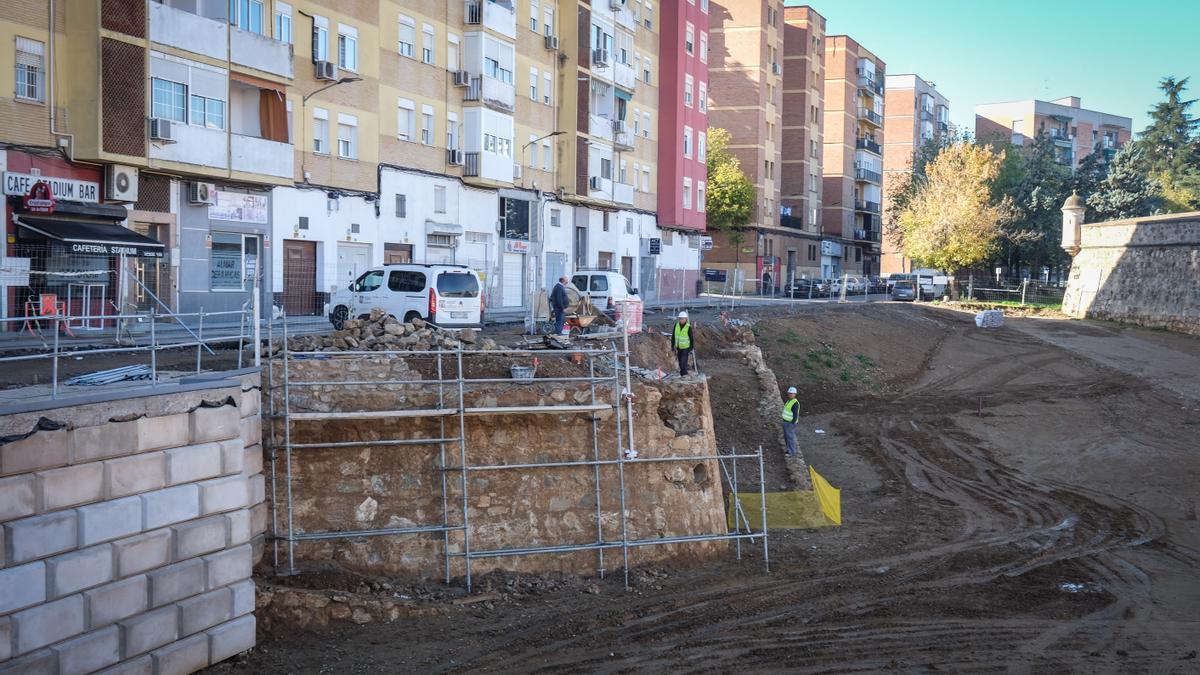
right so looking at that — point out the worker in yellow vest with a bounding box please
[781,386,799,457]
[672,311,694,376]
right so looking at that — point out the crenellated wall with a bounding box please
[0,373,264,674]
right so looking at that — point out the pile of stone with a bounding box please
[288,308,502,352]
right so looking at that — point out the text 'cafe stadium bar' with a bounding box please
[5,171,164,329]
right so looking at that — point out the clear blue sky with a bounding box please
[784,0,1199,134]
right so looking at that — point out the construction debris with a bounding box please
[63,365,153,386]
[285,309,503,353]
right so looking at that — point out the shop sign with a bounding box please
[700,236,713,251]
[504,239,529,253]
[647,237,661,255]
[820,240,843,257]
[23,181,56,214]
[703,268,727,282]
[4,172,99,202]
[60,242,164,258]
[209,191,269,224]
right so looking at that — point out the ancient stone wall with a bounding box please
[0,374,264,673]
[1063,212,1200,334]
[265,355,729,578]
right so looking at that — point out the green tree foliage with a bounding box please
[989,136,1072,273]
[1086,144,1162,221]
[1136,76,1200,211]
[705,127,755,232]
[896,143,1013,282]
[886,129,971,249]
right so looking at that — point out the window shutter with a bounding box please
[396,194,406,218]
[311,26,321,61]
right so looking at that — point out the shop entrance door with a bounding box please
[283,240,317,316]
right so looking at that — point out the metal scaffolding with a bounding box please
[265,313,768,590]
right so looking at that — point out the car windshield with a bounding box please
[436,272,479,297]
[895,281,915,290]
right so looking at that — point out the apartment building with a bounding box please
[881,74,948,275]
[706,0,788,292]
[822,35,884,278]
[975,96,1132,169]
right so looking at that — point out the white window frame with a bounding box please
[447,34,460,71]
[313,107,329,154]
[397,98,416,142]
[698,131,707,163]
[447,111,459,150]
[422,24,435,64]
[274,2,293,43]
[434,185,447,213]
[699,32,707,63]
[685,22,694,55]
[698,80,707,112]
[398,15,416,58]
[543,71,552,105]
[337,113,358,159]
[421,105,435,145]
[529,66,539,101]
[529,134,539,168]
[642,111,651,138]
[683,126,693,159]
[542,139,551,171]
[337,24,358,72]
[530,0,539,32]
[684,74,694,108]
[697,181,706,212]
[682,177,692,210]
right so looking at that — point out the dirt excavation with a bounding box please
[216,303,1200,673]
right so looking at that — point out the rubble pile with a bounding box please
[288,308,502,352]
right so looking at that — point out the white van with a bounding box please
[570,270,641,314]
[327,264,483,329]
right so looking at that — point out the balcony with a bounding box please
[1048,129,1074,146]
[231,27,293,79]
[589,114,614,142]
[463,151,481,177]
[858,107,883,127]
[853,228,880,243]
[231,134,293,178]
[613,60,637,91]
[919,107,934,121]
[614,2,638,32]
[856,71,884,96]
[855,137,881,154]
[938,121,949,133]
[854,166,882,184]
[464,76,515,113]
[612,181,634,205]
[149,2,228,60]
[612,120,634,149]
[149,122,228,169]
[854,199,881,214]
[465,0,516,39]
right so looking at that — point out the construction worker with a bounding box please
[550,276,571,335]
[672,311,694,376]
[781,386,799,457]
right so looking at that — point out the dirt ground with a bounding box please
[215,303,1199,672]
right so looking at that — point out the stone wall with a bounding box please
[1063,212,1200,334]
[266,356,729,578]
[0,373,264,674]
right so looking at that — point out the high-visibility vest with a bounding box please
[781,398,799,423]
[674,322,692,349]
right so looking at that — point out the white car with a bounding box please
[327,264,484,329]
[570,270,641,313]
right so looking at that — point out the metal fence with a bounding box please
[958,274,1066,306]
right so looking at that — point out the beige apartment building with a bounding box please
[975,96,1132,169]
[880,74,949,275]
[821,35,884,277]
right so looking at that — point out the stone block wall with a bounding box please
[1063,212,1200,334]
[267,357,729,578]
[0,373,264,674]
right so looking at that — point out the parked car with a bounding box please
[327,264,484,330]
[571,270,641,314]
[785,278,819,297]
[867,276,889,294]
[891,280,917,301]
[844,276,867,293]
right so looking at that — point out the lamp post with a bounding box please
[299,77,362,181]
[522,131,564,333]
[520,130,565,189]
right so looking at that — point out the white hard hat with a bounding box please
[787,386,797,394]
[678,311,689,319]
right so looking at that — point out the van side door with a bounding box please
[388,269,427,320]
[355,270,386,316]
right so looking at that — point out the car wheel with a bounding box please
[330,305,349,330]
[404,311,422,323]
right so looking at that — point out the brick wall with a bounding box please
[0,374,264,673]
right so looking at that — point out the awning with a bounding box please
[14,216,166,258]
[614,88,632,102]
[425,220,464,236]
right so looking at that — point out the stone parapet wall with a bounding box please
[1063,213,1200,335]
[0,374,264,674]
[266,356,729,578]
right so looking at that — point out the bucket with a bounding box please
[510,364,536,384]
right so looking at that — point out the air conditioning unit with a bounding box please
[148,118,174,143]
[447,149,464,165]
[772,62,782,75]
[544,34,559,51]
[588,176,602,191]
[314,60,339,81]
[189,182,216,205]
[105,164,139,202]
[513,164,522,180]
[452,70,470,87]
[591,49,609,67]
[609,0,622,10]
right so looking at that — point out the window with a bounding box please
[398,16,415,57]
[542,139,551,171]
[632,163,640,190]
[682,177,692,209]
[599,157,612,180]
[697,181,706,212]
[397,99,415,141]
[15,37,45,103]
[619,159,627,184]
[422,24,435,64]
[529,0,539,32]
[643,56,652,84]
[632,108,640,135]
[698,132,706,163]
[274,2,292,42]
[189,94,225,129]
[699,32,708,62]
[643,0,653,29]
[529,135,539,168]
[529,66,538,100]
[313,108,329,153]
[395,194,407,218]
[210,233,258,291]
[151,78,186,122]
[447,34,460,71]
[550,208,561,227]
[286,99,293,142]
[642,112,651,138]
[698,81,707,112]
[232,0,265,34]
[447,111,458,150]
[625,218,633,234]
[685,22,694,54]
[684,75,693,107]
[809,172,818,193]
[388,270,426,292]
[683,126,693,158]
[641,167,650,192]
[485,57,513,84]
[421,105,434,145]
[544,5,554,36]
[311,16,329,61]
[338,25,358,71]
[543,71,552,105]
[337,114,357,158]
[434,185,447,213]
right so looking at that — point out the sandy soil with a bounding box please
[212,304,1200,673]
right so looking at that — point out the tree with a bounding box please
[886,129,972,251]
[706,127,756,289]
[1086,144,1162,221]
[1136,76,1200,211]
[895,143,1013,296]
[989,136,1072,276]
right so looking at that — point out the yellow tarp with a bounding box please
[725,466,841,529]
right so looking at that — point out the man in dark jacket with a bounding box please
[672,311,694,376]
[550,276,571,335]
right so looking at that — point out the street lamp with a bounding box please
[521,130,564,189]
[521,130,564,332]
[299,77,362,181]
